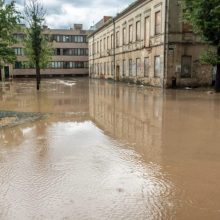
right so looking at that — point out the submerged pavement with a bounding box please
[0,78,220,220]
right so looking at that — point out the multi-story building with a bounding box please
[9,24,90,78]
[88,0,212,88]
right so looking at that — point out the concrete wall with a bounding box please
[12,27,90,77]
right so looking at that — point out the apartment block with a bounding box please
[88,0,212,88]
[10,24,91,78]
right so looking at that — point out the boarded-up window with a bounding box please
[129,59,132,76]
[154,56,161,77]
[136,58,141,76]
[116,31,120,47]
[145,16,150,47]
[181,56,192,78]
[182,22,193,33]
[123,28,126,45]
[155,11,161,35]
[144,57,150,77]
[129,25,133,43]
[136,21,141,41]
[123,60,126,76]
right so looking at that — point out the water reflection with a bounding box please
[89,80,164,163]
[0,79,220,219]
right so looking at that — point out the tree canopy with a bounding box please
[0,0,21,67]
[24,0,52,90]
[181,0,220,46]
[181,0,220,91]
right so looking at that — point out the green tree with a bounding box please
[24,0,52,90]
[0,0,20,72]
[181,0,220,92]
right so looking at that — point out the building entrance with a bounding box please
[116,65,120,81]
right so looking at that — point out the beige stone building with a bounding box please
[88,0,212,88]
[10,24,90,78]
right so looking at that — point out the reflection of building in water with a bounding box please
[89,80,164,162]
[46,79,90,113]
[0,79,90,114]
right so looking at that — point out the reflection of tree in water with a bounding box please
[35,121,50,160]
[0,126,24,148]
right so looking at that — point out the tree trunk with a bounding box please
[215,47,220,93]
[36,61,40,90]
[0,68,2,81]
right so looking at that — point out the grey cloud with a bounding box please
[7,0,135,28]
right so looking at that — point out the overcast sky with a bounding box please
[8,0,135,29]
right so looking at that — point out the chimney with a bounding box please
[73,24,83,30]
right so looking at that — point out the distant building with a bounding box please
[88,0,212,88]
[9,24,91,79]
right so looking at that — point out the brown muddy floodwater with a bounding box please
[0,78,220,220]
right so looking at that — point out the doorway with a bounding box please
[116,65,120,81]
[4,66,10,79]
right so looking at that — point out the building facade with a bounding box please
[10,24,90,78]
[88,0,212,88]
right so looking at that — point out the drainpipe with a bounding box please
[163,0,169,89]
[113,18,116,80]
[92,34,95,78]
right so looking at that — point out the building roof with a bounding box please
[88,0,147,38]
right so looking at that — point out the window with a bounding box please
[47,61,88,69]
[155,11,161,35]
[154,56,161,77]
[14,61,23,69]
[123,60,126,76]
[93,43,96,54]
[144,57,150,77]
[116,31,120,47]
[181,56,192,78]
[111,61,114,75]
[55,48,61,55]
[145,16,150,47]
[107,62,109,75]
[136,58,141,76]
[129,25,133,43]
[97,63,99,75]
[123,27,126,45]
[129,59,132,76]
[63,49,70,55]
[14,48,24,56]
[111,34,114,49]
[107,36,109,49]
[136,21,141,41]
[100,40,102,52]
[97,41,99,53]
[63,35,70,42]
[13,34,25,42]
[100,63,102,74]
[104,38,106,50]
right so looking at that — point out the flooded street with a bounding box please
[0,78,220,220]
